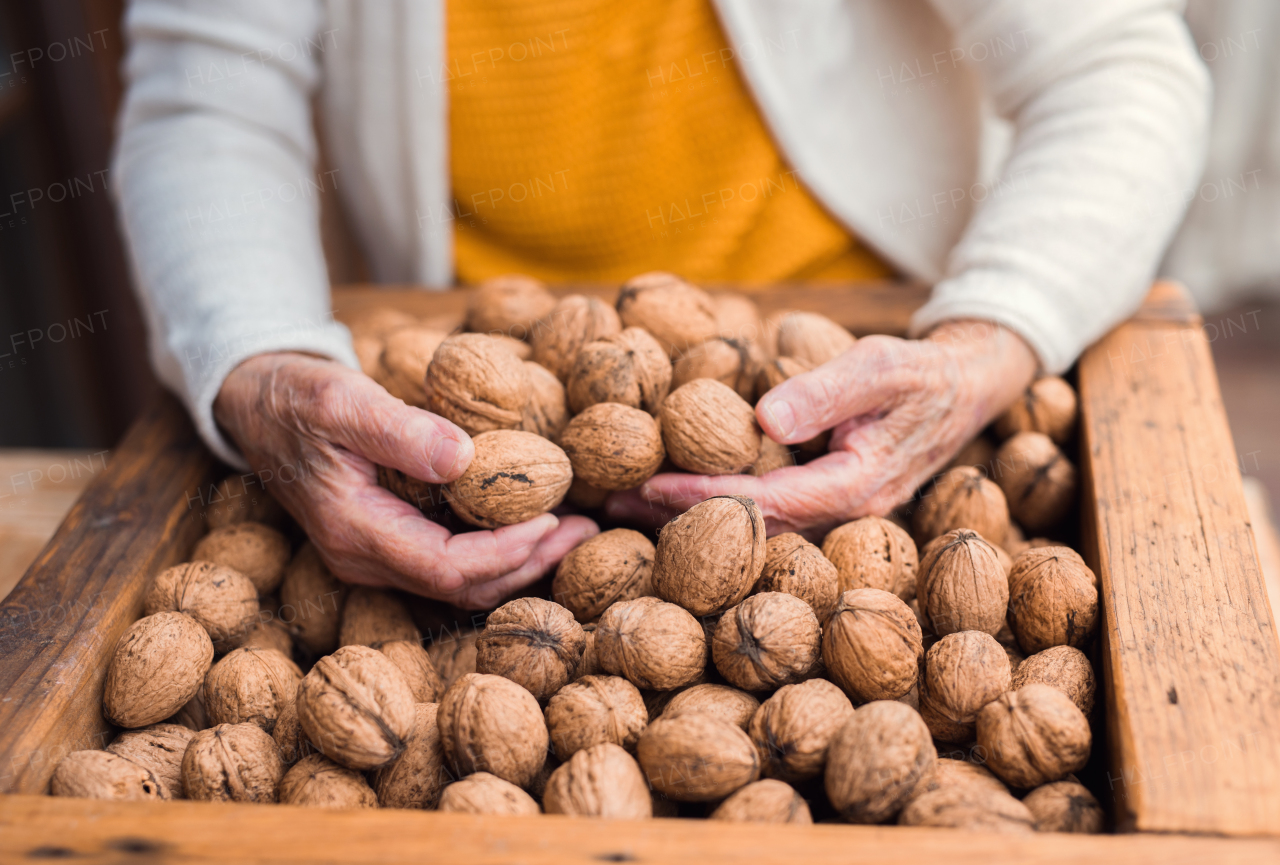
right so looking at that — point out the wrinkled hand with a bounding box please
[214,352,598,608]
[607,320,1037,538]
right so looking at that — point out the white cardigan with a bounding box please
[113,0,1209,468]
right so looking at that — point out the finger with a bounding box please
[452,516,601,609]
[603,488,683,529]
[637,472,766,512]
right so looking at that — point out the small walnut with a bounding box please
[672,337,765,403]
[659,379,761,475]
[181,722,284,802]
[948,435,997,475]
[918,632,1012,743]
[438,772,541,815]
[712,593,820,691]
[905,757,1008,806]
[476,598,586,702]
[749,679,854,781]
[545,675,648,760]
[543,742,652,818]
[898,784,1036,833]
[773,311,856,367]
[663,684,759,730]
[104,611,214,729]
[166,685,210,732]
[636,713,760,801]
[374,639,444,702]
[916,529,1009,637]
[192,521,291,595]
[465,274,557,339]
[995,376,1078,445]
[912,467,1010,547]
[241,602,293,656]
[438,673,549,788]
[749,436,795,476]
[378,325,449,407]
[278,753,378,808]
[996,619,1025,671]
[616,272,719,358]
[520,360,569,441]
[1022,780,1104,833]
[204,475,286,531]
[144,561,258,653]
[52,750,164,801]
[710,779,812,823]
[272,699,315,765]
[993,432,1078,533]
[755,533,839,622]
[594,597,707,691]
[552,529,654,623]
[339,587,421,648]
[1012,645,1096,715]
[560,403,665,491]
[347,306,417,341]
[711,292,764,344]
[976,684,1092,788]
[1008,546,1099,654]
[371,702,451,809]
[107,723,197,800]
[279,542,347,655]
[567,327,671,415]
[822,516,919,602]
[444,430,573,528]
[825,701,936,823]
[754,355,810,402]
[423,333,530,435]
[296,645,417,770]
[532,294,623,381]
[204,646,303,732]
[821,589,923,703]
[652,495,767,617]
[427,629,480,692]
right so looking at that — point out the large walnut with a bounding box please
[995,376,1078,445]
[594,597,706,691]
[663,684,760,730]
[755,533,839,622]
[437,673,549,789]
[749,679,854,781]
[371,702,451,809]
[278,753,378,808]
[672,337,764,403]
[52,750,165,801]
[822,589,923,703]
[339,587,420,648]
[652,495,767,617]
[192,522,291,595]
[773,310,856,367]
[181,722,284,802]
[374,639,444,702]
[144,561,258,653]
[993,432,1078,532]
[918,631,1012,743]
[712,593,820,691]
[825,701,936,824]
[1007,546,1099,653]
[822,516,919,602]
[898,784,1036,833]
[976,684,1092,788]
[445,430,573,527]
[916,529,1009,637]
[1012,645,1096,715]
[378,325,448,407]
[659,379,761,475]
[104,611,214,729]
[532,294,622,381]
[279,542,347,655]
[204,646,303,732]
[636,713,760,801]
[520,360,570,441]
[1022,780,1104,833]
[912,467,1010,547]
[552,528,654,623]
[567,327,671,415]
[710,779,812,823]
[423,333,530,435]
[545,675,648,760]
[475,598,586,702]
[465,274,557,340]
[438,772,541,815]
[543,742,652,819]
[107,723,197,800]
[560,402,665,491]
[615,272,719,358]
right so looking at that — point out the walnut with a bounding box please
[371,702,451,809]
[339,587,421,648]
[347,306,417,341]
[711,292,764,344]
[475,598,586,702]
[659,379,761,475]
[663,684,759,730]
[918,632,1012,743]
[438,772,541,815]
[377,464,446,519]
[755,533,839,622]
[279,542,347,655]
[465,274,557,340]
[166,685,210,732]
[426,628,480,692]
[552,528,654,623]
[710,779,812,823]
[912,466,1010,547]
[754,355,810,402]
[566,476,610,509]
[948,435,997,476]
[295,645,417,770]
[567,327,671,416]
[181,722,284,802]
[192,521,291,595]
[636,713,760,801]
[825,701,936,823]
[1007,546,1099,653]
[143,561,258,653]
[378,325,449,406]
[374,639,444,702]
[594,597,707,691]
[652,495,767,617]
[976,684,1092,788]
[1022,780,1104,833]
[996,619,1025,671]
[821,589,923,703]
[578,626,602,678]
[104,611,214,729]
[672,337,765,403]
[545,675,648,760]
[423,333,530,435]
[204,646,303,732]
[444,430,573,528]
[995,376,1078,445]
[773,311,856,367]
[749,679,854,781]
[106,723,197,800]
[438,672,549,788]
[898,784,1036,833]
[272,699,316,765]
[822,516,919,602]
[560,403,665,491]
[532,294,622,381]
[353,334,384,378]
[905,757,1008,806]
[616,271,719,358]
[993,432,1078,533]
[52,750,164,801]
[712,593,821,691]
[278,753,378,808]
[543,742,652,818]
[1011,646,1096,715]
[749,436,795,476]
[241,601,293,656]
[204,475,286,531]
[520,360,569,441]
[916,529,1009,637]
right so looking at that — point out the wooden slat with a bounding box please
[1079,281,1280,834]
[0,397,218,795]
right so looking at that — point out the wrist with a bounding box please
[925,319,1038,425]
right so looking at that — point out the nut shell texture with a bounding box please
[912,467,1010,547]
[181,722,284,802]
[712,593,820,691]
[652,495,767,617]
[995,376,1078,445]
[439,772,541,815]
[821,589,923,703]
[475,598,586,702]
[822,516,918,602]
[1012,645,1096,715]
[532,294,622,381]
[204,646,303,732]
[552,528,654,623]
[339,587,420,648]
[672,337,763,402]
[144,561,258,653]
[466,274,557,339]
[899,785,1036,833]
[374,639,445,703]
[750,679,854,782]
[774,311,856,367]
[594,597,707,691]
[545,675,648,760]
[567,327,671,415]
[107,723,197,800]
[192,522,291,595]
[438,673,549,789]
[1022,780,1104,833]
[423,333,530,434]
[372,702,451,809]
[994,432,1078,532]
[637,713,760,801]
[918,631,1012,743]
[1008,546,1099,654]
[825,701,936,824]
[616,272,719,358]
[520,360,569,441]
[976,684,1092,788]
[916,529,1009,637]
[710,779,812,823]
[543,742,652,819]
[663,684,759,731]
[560,402,665,490]
[53,750,165,801]
[379,325,448,407]
[278,753,378,808]
[757,533,839,622]
[445,430,572,528]
[104,611,214,729]
[660,379,761,475]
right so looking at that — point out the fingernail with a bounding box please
[429,437,463,479]
[762,399,796,438]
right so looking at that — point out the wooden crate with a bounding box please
[1,281,1278,863]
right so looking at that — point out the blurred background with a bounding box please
[0,0,1277,597]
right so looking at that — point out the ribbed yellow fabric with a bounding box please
[446,0,892,286]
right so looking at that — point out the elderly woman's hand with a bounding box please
[607,320,1037,538]
[214,352,598,608]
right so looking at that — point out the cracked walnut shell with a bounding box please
[424,333,530,435]
[144,561,258,653]
[192,521,291,596]
[552,528,654,623]
[822,516,919,602]
[594,597,707,691]
[543,742,652,819]
[181,722,284,802]
[755,533,839,622]
[821,589,923,703]
[916,529,1009,638]
[438,673,549,789]
[560,402,665,491]
[637,712,760,802]
[616,271,719,358]
[567,327,671,416]
[750,679,854,782]
[712,593,821,691]
[104,611,214,729]
[475,597,587,702]
[825,700,936,824]
[659,379,761,476]
[652,495,767,617]
[445,430,573,528]
[204,646,303,733]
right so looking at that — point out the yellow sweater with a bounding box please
[447,0,891,286]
